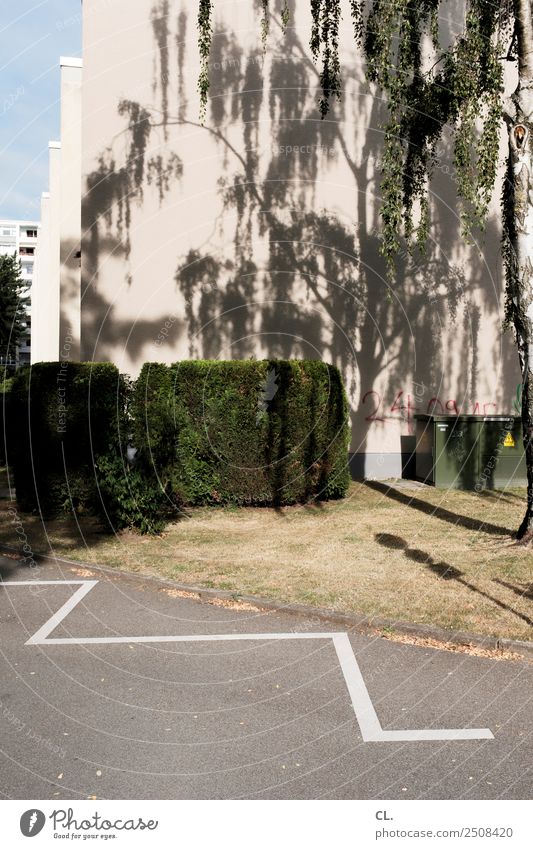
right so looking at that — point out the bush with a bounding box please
[9,359,350,533]
[95,454,167,534]
[133,359,350,508]
[10,362,129,520]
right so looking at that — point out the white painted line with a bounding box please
[38,632,337,645]
[24,581,98,645]
[375,728,494,741]
[1,580,90,585]
[1,580,494,743]
[332,632,383,740]
[332,632,492,742]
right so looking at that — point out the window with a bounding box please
[20,247,35,256]
[21,262,33,275]
[24,229,37,238]
[2,228,15,237]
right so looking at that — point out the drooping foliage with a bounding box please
[197,0,508,271]
[198,0,213,121]
[362,0,507,266]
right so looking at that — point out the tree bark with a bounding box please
[508,1,533,537]
[506,106,533,541]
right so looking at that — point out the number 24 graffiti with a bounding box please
[362,390,497,426]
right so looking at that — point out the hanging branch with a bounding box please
[261,0,270,50]
[280,1,290,33]
[197,0,213,123]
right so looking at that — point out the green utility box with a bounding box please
[415,414,527,489]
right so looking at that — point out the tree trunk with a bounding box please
[507,1,533,538]
[508,109,533,537]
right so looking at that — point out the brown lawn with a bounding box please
[0,473,531,642]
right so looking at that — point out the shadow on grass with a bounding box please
[270,496,326,517]
[375,533,533,630]
[493,578,533,603]
[474,490,525,505]
[366,481,513,537]
[0,498,116,562]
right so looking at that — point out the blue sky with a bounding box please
[0,1,82,221]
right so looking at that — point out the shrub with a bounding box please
[9,359,350,533]
[95,454,167,534]
[10,362,129,520]
[133,359,350,508]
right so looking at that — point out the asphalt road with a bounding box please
[0,555,531,800]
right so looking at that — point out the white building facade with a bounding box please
[31,57,82,366]
[0,219,40,366]
[31,2,523,478]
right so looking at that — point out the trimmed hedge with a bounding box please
[132,360,350,507]
[9,359,350,532]
[10,362,128,518]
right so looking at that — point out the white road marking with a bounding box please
[24,581,98,645]
[1,580,494,742]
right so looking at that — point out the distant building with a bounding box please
[0,219,40,366]
[31,57,82,366]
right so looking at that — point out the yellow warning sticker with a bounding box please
[503,432,515,448]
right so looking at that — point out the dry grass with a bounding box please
[0,474,532,641]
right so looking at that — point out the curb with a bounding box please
[2,543,533,661]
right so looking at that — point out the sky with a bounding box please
[0,1,82,221]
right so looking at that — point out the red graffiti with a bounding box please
[361,390,385,422]
[362,389,497,433]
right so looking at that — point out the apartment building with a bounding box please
[0,219,40,366]
[32,1,522,477]
[31,57,82,365]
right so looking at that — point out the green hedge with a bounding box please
[9,359,350,532]
[10,362,128,518]
[133,360,350,507]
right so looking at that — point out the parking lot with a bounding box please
[0,556,531,799]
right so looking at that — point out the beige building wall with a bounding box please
[30,192,50,363]
[32,142,61,363]
[80,0,521,475]
[47,141,62,363]
[59,58,83,360]
[32,58,82,365]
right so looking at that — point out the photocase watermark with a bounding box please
[0,697,67,760]
[154,313,178,347]
[256,367,279,424]
[6,504,38,572]
[20,807,158,839]
[1,85,24,118]
[50,807,158,834]
[278,143,336,157]
[159,49,265,88]
[474,416,516,493]
[20,809,45,837]
[57,328,74,434]
[56,0,114,31]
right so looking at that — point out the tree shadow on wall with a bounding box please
[81,0,519,468]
